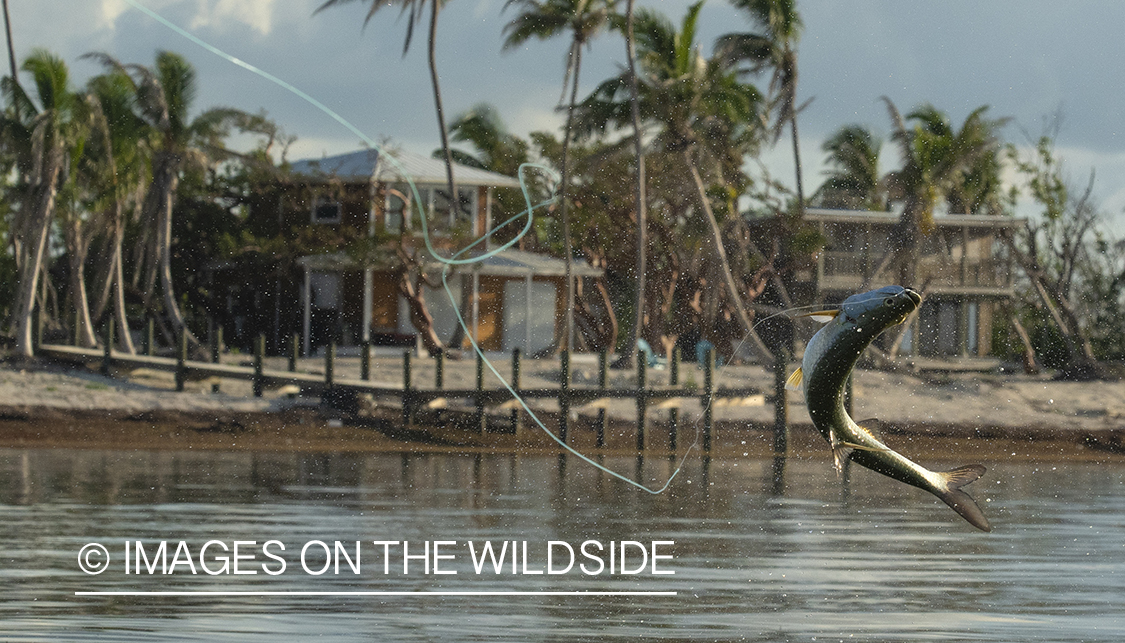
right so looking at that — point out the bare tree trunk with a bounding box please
[398,270,443,355]
[11,161,63,357]
[64,219,97,347]
[112,233,136,353]
[426,0,457,224]
[684,149,773,363]
[1,0,17,97]
[557,41,583,352]
[622,0,646,366]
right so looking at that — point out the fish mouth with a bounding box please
[904,288,922,307]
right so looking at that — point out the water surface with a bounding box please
[2,448,1123,641]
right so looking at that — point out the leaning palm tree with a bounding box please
[83,68,151,354]
[716,0,804,212]
[86,51,247,348]
[619,0,647,367]
[3,50,85,357]
[578,2,774,362]
[315,0,460,225]
[503,0,616,352]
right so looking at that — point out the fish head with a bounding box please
[840,286,922,331]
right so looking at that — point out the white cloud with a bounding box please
[189,0,279,36]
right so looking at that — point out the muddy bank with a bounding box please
[0,403,1122,463]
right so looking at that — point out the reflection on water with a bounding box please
[2,448,1125,641]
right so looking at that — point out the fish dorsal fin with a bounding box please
[785,367,803,392]
[795,309,839,324]
[940,464,986,490]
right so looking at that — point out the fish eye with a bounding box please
[884,297,895,307]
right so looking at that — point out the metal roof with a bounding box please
[297,248,602,278]
[288,148,521,188]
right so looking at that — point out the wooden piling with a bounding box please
[773,347,789,455]
[402,350,413,428]
[669,347,680,451]
[101,319,114,376]
[435,350,445,389]
[144,316,154,356]
[475,350,486,434]
[703,348,714,452]
[211,324,222,393]
[559,350,570,444]
[175,330,187,392]
[361,341,371,381]
[511,349,522,435]
[596,350,608,448]
[288,333,298,372]
[325,340,335,388]
[636,356,647,451]
[253,334,265,398]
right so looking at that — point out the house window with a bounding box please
[311,197,341,224]
[435,187,476,227]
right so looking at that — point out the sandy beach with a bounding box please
[1,354,1123,460]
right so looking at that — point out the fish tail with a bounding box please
[936,464,991,532]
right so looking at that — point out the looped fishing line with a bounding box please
[121,0,852,494]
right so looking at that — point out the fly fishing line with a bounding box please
[119,0,847,495]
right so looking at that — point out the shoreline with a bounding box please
[1,403,1122,463]
[1,359,1124,461]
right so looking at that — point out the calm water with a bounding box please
[2,447,1124,642]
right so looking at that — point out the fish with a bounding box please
[786,285,991,532]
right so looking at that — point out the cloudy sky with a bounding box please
[9,0,1125,221]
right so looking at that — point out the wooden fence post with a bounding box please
[253,334,264,398]
[325,340,335,388]
[175,329,187,392]
[288,333,298,373]
[31,305,41,354]
[511,348,522,435]
[435,350,445,390]
[773,347,789,455]
[101,319,114,376]
[211,324,222,393]
[669,347,680,451]
[144,316,155,357]
[361,341,371,381]
[636,356,647,451]
[559,350,570,444]
[703,348,714,452]
[596,350,608,448]
[402,350,413,429]
[475,350,486,434]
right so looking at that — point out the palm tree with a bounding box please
[503,0,616,352]
[3,50,84,357]
[315,0,460,225]
[871,98,1007,286]
[83,68,150,354]
[716,0,804,212]
[87,51,247,347]
[578,2,774,361]
[813,124,884,210]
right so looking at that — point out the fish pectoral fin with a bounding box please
[784,367,804,392]
[794,309,839,324]
[837,440,891,454]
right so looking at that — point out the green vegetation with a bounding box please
[2,0,1123,378]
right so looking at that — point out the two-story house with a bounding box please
[223,148,600,356]
[796,208,1021,358]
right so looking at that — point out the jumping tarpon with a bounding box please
[786,285,991,532]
